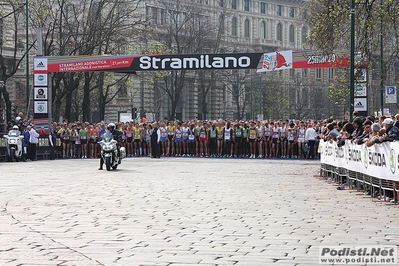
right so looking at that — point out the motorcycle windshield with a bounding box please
[103,131,114,142]
[8,130,20,137]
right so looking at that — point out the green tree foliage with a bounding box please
[305,0,399,114]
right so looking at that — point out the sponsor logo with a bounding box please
[37,75,45,81]
[344,145,349,164]
[355,101,364,108]
[38,104,45,112]
[139,55,251,70]
[363,146,368,169]
[348,147,362,162]
[369,151,386,167]
[34,58,48,71]
[36,61,46,68]
[389,149,396,174]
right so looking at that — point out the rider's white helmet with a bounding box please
[107,123,116,131]
[12,125,19,130]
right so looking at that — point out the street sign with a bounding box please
[385,86,397,104]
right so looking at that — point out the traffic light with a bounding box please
[132,108,137,119]
[140,109,146,119]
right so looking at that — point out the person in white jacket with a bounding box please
[29,125,40,161]
[305,123,317,159]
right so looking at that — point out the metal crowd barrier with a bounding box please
[319,163,398,204]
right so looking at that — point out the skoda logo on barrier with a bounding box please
[363,146,368,169]
[38,75,45,81]
[333,144,336,161]
[389,149,396,174]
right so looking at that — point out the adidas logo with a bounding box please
[355,101,364,107]
[36,61,46,68]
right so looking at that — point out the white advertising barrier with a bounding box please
[319,140,399,182]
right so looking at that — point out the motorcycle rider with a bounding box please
[10,125,21,135]
[7,125,26,162]
[99,123,122,170]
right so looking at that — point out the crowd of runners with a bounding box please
[38,119,323,160]
[5,110,399,161]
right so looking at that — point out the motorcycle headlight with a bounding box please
[9,139,16,144]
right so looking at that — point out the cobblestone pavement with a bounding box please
[0,158,398,266]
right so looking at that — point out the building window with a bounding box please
[146,6,158,24]
[395,62,399,81]
[302,9,308,19]
[219,0,224,7]
[232,0,237,9]
[244,0,250,11]
[302,27,308,44]
[160,9,165,25]
[277,5,282,16]
[89,2,99,19]
[232,17,238,36]
[328,68,334,80]
[302,69,308,77]
[219,15,225,34]
[260,21,266,39]
[244,19,250,38]
[260,2,266,14]
[276,23,282,41]
[16,82,24,94]
[289,25,294,43]
[289,7,295,18]
[118,85,128,98]
[0,19,3,46]
[151,7,158,24]
[65,4,76,22]
[316,68,322,80]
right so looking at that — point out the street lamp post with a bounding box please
[25,0,30,115]
[349,0,355,121]
[380,0,384,116]
[0,81,4,110]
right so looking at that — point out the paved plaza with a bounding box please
[0,158,398,266]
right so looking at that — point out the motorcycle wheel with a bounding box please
[105,157,111,171]
[10,149,15,162]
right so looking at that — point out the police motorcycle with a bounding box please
[99,131,126,171]
[3,126,24,162]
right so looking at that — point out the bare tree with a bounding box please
[153,0,219,120]
[219,69,250,120]
[0,0,35,123]
[27,0,144,122]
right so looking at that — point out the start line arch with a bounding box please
[32,50,358,127]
